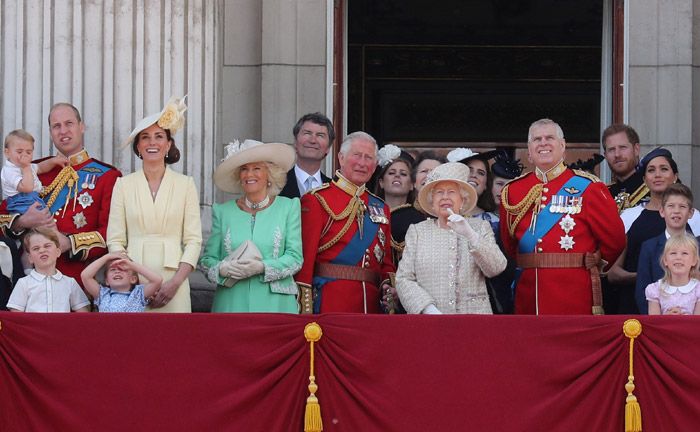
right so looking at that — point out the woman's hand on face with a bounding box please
[150,278,178,308]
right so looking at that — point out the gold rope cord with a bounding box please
[315,194,364,252]
[623,319,643,432]
[500,183,543,237]
[40,166,79,208]
[304,322,323,432]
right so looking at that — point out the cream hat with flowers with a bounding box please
[121,95,188,149]
[213,139,296,193]
[417,162,478,217]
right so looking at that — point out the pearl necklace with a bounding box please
[245,195,270,210]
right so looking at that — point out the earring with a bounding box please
[267,181,272,187]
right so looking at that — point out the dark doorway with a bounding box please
[347,0,604,151]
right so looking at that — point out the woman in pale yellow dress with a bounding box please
[107,97,202,312]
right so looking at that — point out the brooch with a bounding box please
[73,212,87,229]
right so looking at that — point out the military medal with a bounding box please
[77,191,94,209]
[368,204,388,224]
[378,228,386,247]
[73,212,87,229]
[559,214,576,234]
[88,174,96,189]
[558,235,575,251]
[374,243,384,262]
[81,174,90,190]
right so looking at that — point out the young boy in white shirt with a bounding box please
[6,227,89,312]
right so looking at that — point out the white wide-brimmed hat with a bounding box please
[417,162,478,217]
[121,95,188,150]
[213,139,296,193]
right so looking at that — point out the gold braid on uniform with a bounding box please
[501,183,543,237]
[40,166,79,208]
[313,192,365,252]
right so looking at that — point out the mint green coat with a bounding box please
[200,196,302,313]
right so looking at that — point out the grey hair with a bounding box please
[338,131,378,156]
[233,161,288,198]
[425,181,473,215]
[527,118,565,142]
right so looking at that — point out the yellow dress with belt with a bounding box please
[106,168,202,312]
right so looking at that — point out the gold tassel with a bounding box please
[304,322,323,432]
[623,319,643,432]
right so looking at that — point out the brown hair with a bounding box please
[662,183,694,208]
[4,129,35,148]
[132,128,181,164]
[601,124,639,149]
[23,227,60,250]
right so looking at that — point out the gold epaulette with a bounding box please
[0,214,17,231]
[307,183,330,195]
[573,169,602,183]
[69,231,105,261]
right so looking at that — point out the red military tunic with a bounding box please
[499,162,625,314]
[296,173,395,313]
[0,150,121,285]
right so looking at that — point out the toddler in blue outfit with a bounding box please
[81,252,162,312]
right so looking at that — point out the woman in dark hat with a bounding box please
[608,147,700,313]
[491,150,524,211]
[374,144,425,266]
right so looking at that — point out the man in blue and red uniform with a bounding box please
[499,119,626,315]
[296,131,395,314]
[0,103,121,286]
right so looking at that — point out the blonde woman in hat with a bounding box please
[199,139,302,313]
[107,97,202,312]
[395,162,506,314]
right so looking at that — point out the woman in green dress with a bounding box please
[200,139,302,313]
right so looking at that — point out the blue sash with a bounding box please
[518,175,591,253]
[47,161,109,214]
[312,194,385,312]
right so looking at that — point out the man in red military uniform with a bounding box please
[296,131,395,314]
[0,103,121,285]
[499,119,625,315]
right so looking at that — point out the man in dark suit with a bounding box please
[635,184,697,313]
[279,113,334,198]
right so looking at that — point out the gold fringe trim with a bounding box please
[623,319,643,432]
[304,322,323,432]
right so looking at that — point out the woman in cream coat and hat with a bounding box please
[199,139,302,313]
[396,162,507,314]
[107,96,202,312]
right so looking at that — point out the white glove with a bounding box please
[228,258,265,280]
[219,259,238,278]
[422,304,443,315]
[446,208,479,243]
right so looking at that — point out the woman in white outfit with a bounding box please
[396,162,507,314]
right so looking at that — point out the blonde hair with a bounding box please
[659,232,700,290]
[233,161,287,198]
[4,129,35,148]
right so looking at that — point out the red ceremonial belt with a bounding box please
[517,251,604,315]
[315,262,381,286]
